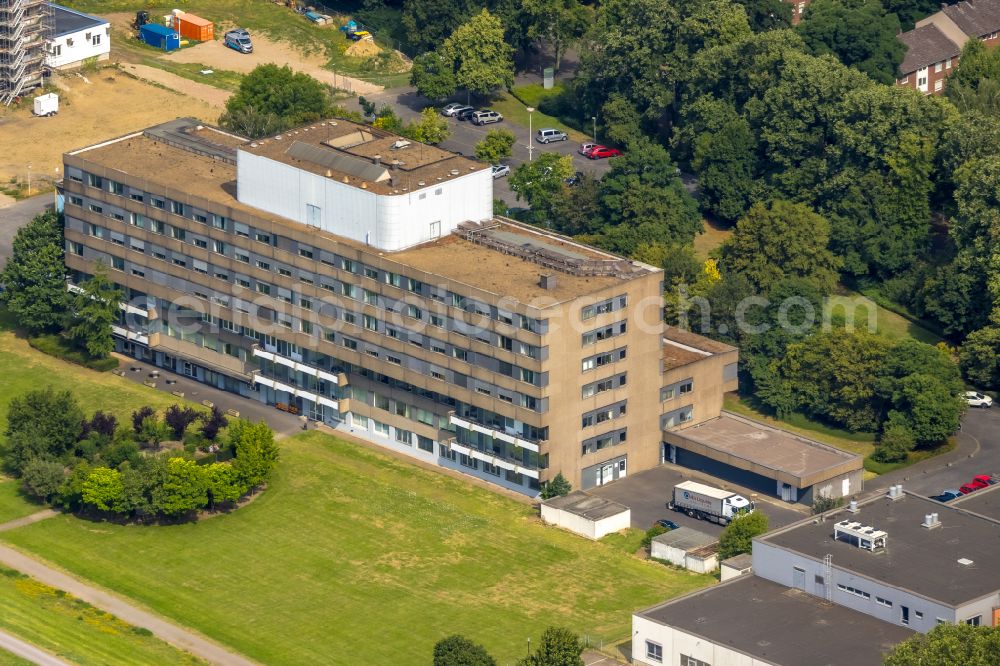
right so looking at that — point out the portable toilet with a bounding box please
[173,12,213,41]
[140,23,180,51]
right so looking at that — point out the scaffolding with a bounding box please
[0,0,52,106]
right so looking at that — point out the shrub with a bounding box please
[28,334,119,371]
[641,524,668,549]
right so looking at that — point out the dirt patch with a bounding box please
[162,33,383,94]
[345,37,381,59]
[118,62,231,108]
[0,69,216,186]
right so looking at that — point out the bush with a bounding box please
[718,511,769,559]
[28,334,119,371]
[641,524,668,549]
[871,423,914,463]
[811,495,843,514]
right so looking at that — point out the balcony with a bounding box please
[68,284,148,318]
[448,442,540,480]
[448,414,541,453]
[112,325,148,346]
[147,332,252,378]
[252,347,344,385]
[253,375,339,410]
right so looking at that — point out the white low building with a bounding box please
[540,491,630,540]
[650,527,718,574]
[46,4,110,70]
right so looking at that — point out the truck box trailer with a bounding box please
[668,480,754,525]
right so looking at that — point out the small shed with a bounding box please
[140,23,180,51]
[720,553,753,581]
[172,12,213,42]
[651,527,719,574]
[540,491,630,540]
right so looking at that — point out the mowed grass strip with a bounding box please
[0,568,205,665]
[1,431,712,664]
[0,481,42,525]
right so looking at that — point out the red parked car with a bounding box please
[585,145,623,160]
[959,484,979,495]
[972,474,996,486]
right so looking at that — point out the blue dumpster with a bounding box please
[140,23,180,51]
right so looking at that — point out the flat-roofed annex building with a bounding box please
[61,117,737,495]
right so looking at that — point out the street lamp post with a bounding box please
[592,116,597,144]
[526,107,535,161]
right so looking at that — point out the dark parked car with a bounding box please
[455,107,477,121]
[931,489,963,502]
[564,171,584,186]
[655,519,679,531]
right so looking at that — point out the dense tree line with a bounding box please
[2,389,277,521]
[0,211,121,362]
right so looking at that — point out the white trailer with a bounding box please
[33,93,59,117]
[668,480,754,525]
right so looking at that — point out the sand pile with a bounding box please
[346,37,381,58]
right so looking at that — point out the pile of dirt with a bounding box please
[345,37,381,59]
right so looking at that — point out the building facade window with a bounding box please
[645,641,662,663]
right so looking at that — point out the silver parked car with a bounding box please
[491,164,510,179]
[471,110,503,125]
[441,103,472,117]
[536,128,568,143]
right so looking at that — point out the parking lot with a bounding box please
[589,464,808,538]
[364,88,615,206]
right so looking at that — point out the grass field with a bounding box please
[0,308,179,436]
[0,481,40,526]
[495,85,589,142]
[0,431,711,664]
[0,650,32,666]
[0,567,205,665]
[693,218,733,261]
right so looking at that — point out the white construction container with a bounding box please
[33,93,59,117]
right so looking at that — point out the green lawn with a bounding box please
[1,431,711,664]
[0,309,180,436]
[833,288,943,345]
[493,87,589,142]
[0,481,41,525]
[0,567,205,665]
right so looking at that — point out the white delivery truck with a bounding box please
[668,480,754,525]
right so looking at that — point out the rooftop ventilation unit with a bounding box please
[922,513,941,530]
[449,169,460,176]
[846,500,859,513]
[957,558,974,567]
[834,520,887,552]
[887,484,904,500]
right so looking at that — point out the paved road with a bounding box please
[871,407,1000,499]
[0,630,72,666]
[0,543,259,666]
[113,357,305,438]
[0,193,53,265]
[589,463,807,538]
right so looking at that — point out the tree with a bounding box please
[733,0,792,31]
[692,113,759,222]
[55,461,91,511]
[719,200,841,294]
[445,9,515,96]
[0,210,67,332]
[718,510,769,559]
[475,128,516,163]
[795,0,904,85]
[164,405,200,440]
[871,422,914,463]
[138,416,170,449]
[230,420,279,490]
[402,0,475,53]
[200,405,229,441]
[884,623,1000,666]
[20,458,65,501]
[960,325,1000,389]
[220,65,332,138]
[4,388,84,474]
[521,0,591,70]
[66,265,122,359]
[205,462,246,508]
[540,473,571,499]
[946,39,1000,100]
[518,627,583,666]
[433,635,497,666]
[151,458,209,517]
[509,153,575,224]
[80,411,117,440]
[596,139,702,254]
[81,467,124,512]
[410,51,458,102]
[408,107,451,145]
[131,406,156,434]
